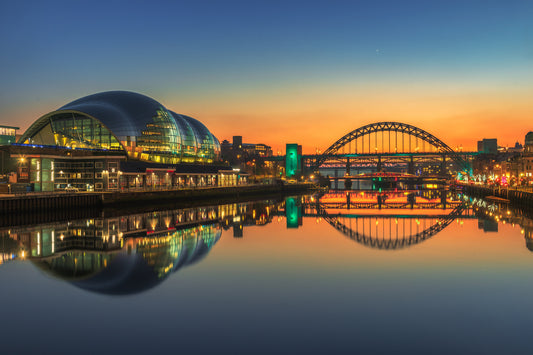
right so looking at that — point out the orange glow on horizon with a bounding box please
[167,85,533,154]
[8,84,533,155]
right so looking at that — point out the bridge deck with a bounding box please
[266,151,478,162]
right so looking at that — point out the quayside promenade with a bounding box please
[455,182,533,209]
[0,182,315,213]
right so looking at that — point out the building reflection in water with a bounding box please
[465,195,533,252]
[0,200,281,294]
[1,192,533,291]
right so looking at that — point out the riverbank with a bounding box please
[455,182,533,209]
[0,182,317,215]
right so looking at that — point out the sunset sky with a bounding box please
[1,0,532,154]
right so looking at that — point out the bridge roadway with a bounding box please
[327,173,449,181]
[289,211,475,219]
[266,151,478,162]
[269,151,477,176]
[305,200,464,209]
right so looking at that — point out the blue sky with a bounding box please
[1,0,532,151]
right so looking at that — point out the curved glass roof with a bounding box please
[170,111,221,154]
[58,91,164,138]
[19,91,221,163]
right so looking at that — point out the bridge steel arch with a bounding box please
[317,203,465,250]
[311,122,470,173]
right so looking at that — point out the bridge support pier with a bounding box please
[440,154,446,176]
[346,192,350,209]
[440,189,447,209]
[408,156,414,175]
[346,158,351,175]
[344,178,352,190]
[407,192,415,209]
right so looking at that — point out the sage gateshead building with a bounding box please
[11,91,244,191]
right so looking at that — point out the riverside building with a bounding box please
[8,91,245,191]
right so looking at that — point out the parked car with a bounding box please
[65,186,79,192]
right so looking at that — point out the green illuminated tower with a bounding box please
[285,143,302,178]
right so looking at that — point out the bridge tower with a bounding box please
[440,189,447,209]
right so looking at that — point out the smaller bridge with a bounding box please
[305,151,476,174]
[306,200,463,210]
[328,172,450,190]
[311,189,461,209]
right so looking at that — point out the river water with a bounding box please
[1,191,533,354]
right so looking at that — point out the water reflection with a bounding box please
[0,200,281,294]
[287,190,533,251]
[465,195,533,251]
[319,204,466,250]
[35,224,221,294]
[284,190,467,249]
[1,192,533,295]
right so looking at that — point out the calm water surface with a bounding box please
[1,191,533,354]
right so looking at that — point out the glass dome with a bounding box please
[19,91,221,164]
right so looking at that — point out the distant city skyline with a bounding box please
[1,0,532,153]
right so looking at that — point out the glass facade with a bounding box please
[26,112,123,150]
[170,112,221,163]
[19,91,221,164]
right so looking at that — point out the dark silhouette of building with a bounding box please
[221,135,273,175]
[477,138,498,154]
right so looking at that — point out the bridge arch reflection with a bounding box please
[317,204,465,250]
[297,190,469,250]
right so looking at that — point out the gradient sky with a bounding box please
[1,0,532,153]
